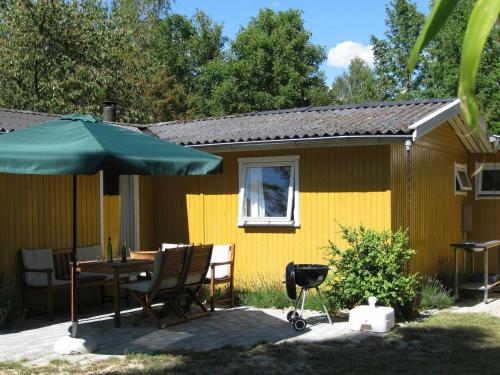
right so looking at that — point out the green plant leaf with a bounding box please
[407,0,459,74]
[459,0,500,130]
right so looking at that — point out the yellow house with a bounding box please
[0,99,499,288]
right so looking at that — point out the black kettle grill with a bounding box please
[285,262,332,331]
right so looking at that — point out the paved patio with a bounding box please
[0,305,368,366]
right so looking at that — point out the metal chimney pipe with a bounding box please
[102,101,117,122]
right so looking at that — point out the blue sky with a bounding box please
[171,0,430,85]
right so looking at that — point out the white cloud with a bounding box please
[327,41,374,68]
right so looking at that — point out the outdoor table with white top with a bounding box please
[450,240,500,304]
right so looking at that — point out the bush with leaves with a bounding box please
[420,275,454,310]
[326,225,419,317]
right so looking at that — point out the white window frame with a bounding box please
[454,163,471,196]
[237,155,300,227]
[475,162,500,200]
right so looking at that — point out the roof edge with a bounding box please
[0,107,59,118]
[186,134,413,153]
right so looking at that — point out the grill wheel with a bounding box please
[293,318,307,331]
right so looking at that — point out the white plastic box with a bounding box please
[348,297,395,333]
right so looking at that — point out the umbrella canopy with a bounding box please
[0,114,222,338]
[0,114,222,175]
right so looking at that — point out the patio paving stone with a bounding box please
[0,305,369,365]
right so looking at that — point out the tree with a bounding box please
[371,0,427,100]
[0,0,223,123]
[0,0,115,115]
[197,8,327,116]
[330,57,381,104]
[150,11,226,120]
[408,0,500,132]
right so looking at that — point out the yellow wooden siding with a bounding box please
[103,195,121,254]
[140,146,392,283]
[391,122,469,275]
[0,174,100,284]
[467,152,500,274]
[139,175,155,250]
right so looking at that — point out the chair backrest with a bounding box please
[21,248,56,287]
[185,244,213,287]
[161,243,188,251]
[150,246,191,292]
[77,245,102,262]
[206,244,234,280]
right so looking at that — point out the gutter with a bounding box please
[185,134,413,153]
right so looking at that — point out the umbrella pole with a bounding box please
[71,175,78,338]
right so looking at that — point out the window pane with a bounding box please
[481,169,500,191]
[244,166,291,217]
[457,170,471,189]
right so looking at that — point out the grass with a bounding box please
[198,276,331,312]
[236,277,331,312]
[1,312,499,374]
[420,275,455,310]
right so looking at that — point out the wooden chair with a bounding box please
[182,244,213,317]
[20,248,70,320]
[120,246,191,328]
[204,244,235,312]
[20,247,107,320]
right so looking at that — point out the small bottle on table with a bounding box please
[121,241,127,263]
[107,237,113,262]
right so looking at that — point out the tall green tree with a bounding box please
[0,0,115,114]
[371,0,427,100]
[0,0,224,123]
[197,8,327,116]
[149,11,225,120]
[330,57,381,104]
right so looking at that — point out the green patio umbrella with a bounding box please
[0,114,222,338]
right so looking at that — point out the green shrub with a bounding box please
[420,275,454,310]
[325,225,419,317]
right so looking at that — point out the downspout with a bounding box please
[405,139,414,274]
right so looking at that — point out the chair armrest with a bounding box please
[210,261,233,267]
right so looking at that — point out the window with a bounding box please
[476,163,500,199]
[454,163,472,195]
[238,155,299,226]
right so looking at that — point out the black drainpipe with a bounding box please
[405,140,413,274]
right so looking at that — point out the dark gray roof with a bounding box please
[146,99,456,146]
[0,108,58,132]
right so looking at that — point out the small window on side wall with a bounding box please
[455,163,472,195]
[238,155,300,227]
[476,163,500,199]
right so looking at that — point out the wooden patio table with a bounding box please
[75,259,154,327]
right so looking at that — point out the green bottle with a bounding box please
[121,241,127,263]
[107,237,113,262]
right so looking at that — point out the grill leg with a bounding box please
[316,287,332,325]
[293,288,303,317]
[300,288,307,319]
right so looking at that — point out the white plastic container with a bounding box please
[348,296,395,333]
